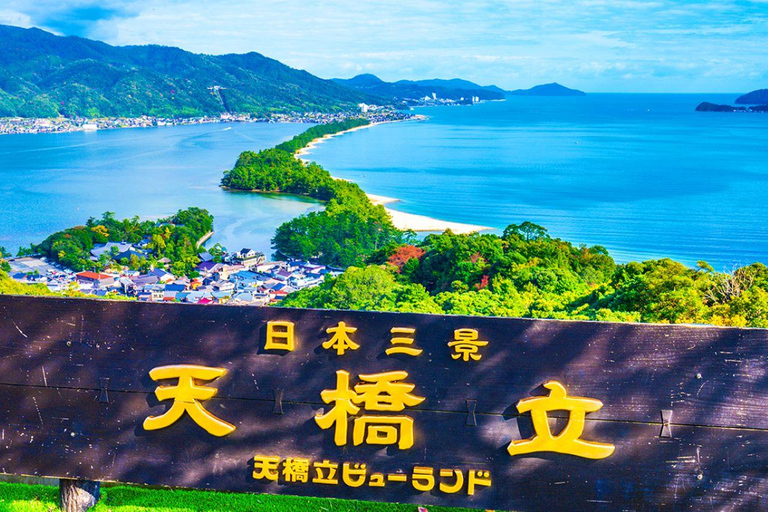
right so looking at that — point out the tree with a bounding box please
[503,222,550,242]
[387,245,425,272]
[0,246,9,272]
[280,266,440,313]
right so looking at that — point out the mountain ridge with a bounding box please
[0,24,376,118]
[331,74,505,101]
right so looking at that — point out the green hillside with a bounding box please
[0,24,377,118]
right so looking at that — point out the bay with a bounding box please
[0,122,322,255]
[305,94,768,268]
[2,94,768,270]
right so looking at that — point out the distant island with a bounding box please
[736,89,768,104]
[696,100,768,114]
[0,24,376,118]
[695,88,768,113]
[507,82,586,96]
[331,74,505,104]
[695,102,748,112]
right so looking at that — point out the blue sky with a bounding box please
[2,0,767,92]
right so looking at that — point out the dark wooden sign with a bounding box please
[1,294,768,510]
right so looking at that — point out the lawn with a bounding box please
[0,482,481,512]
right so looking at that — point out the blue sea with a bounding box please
[0,122,323,255]
[306,94,768,268]
[1,94,767,268]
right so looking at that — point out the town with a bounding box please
[5,243,341,305]
[0,108,413,135]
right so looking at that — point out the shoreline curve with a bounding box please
[298,119,492,235]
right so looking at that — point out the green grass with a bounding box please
[0,482,479,512]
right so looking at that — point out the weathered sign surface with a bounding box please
[1,294,768,510]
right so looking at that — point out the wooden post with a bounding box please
[59,479,100,512]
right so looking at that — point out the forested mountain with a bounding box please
[0,24,376,118]
[332,73,505,101]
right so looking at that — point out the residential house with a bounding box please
[75,271,115,287]
[232,248,265,269]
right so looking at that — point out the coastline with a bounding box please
[295,118,413,161]
[366,194,492,235]
[0,112,403,136]
[298,118,492,235]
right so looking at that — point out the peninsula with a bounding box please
[221,117,489,266]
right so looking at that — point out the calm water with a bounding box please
[2,95,768,268]
[306,94,768,268]
[0,122,322,254]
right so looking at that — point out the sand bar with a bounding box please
[299,120,491,235]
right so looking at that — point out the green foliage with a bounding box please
[223,149,338,198]
[0,25,375,118]
[280,221,768,328]
[272,199,406,267]
[33,208,213,276]
[275,118,370,153]
[281,265,441,313]
[0,246,10,272]
[222,120,370,197]
[0,269,53,296]
[223,121,405,267]
[0,481,473,512]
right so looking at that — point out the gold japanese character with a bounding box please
[507,380,615,459]
[439,468,464,494]
[143,365,235,437]
[386,327,422,356]
[313,460,339,484]
[448,328,488,361]
[323,321,360,355]
[252,455,280,481]
[412,466,435,491]
[265,321,295,351]
[467,469,491,495]
[315,370,424,450]
[342,462,367,487]
[283,457,310,483]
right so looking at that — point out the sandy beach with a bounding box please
[298,121,491,235]
[365,194,491,234]
[296,121,385,162]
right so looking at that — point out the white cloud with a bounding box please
[0,9,33,27]
[3,0,768,92]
